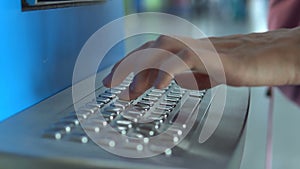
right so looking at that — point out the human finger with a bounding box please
[124,69,159,100]
[154,49,196,89]
[102,41,155,87]
[174,72,218,90]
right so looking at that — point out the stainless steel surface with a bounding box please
[0,67,249,169]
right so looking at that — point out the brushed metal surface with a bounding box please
[0,68,249,169]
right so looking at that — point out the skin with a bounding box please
[103,27,300,100]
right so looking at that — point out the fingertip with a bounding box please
[102,73,114,88]
[117,83,144,101]
[174,72,213,90]
[129,82,147,98]
[118,88,133,101]
[102,71,129,88]
[154,71,173,89]
[102,75,110,87]
[154,81,169,89]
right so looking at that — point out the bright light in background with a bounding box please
[249,0,268,32]
[143,0,163,11]
[124,0,269,37]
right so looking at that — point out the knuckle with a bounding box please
[157,35,169,42]
[156,35,171,47]
[179,49,194,67]
[143,41,154,48]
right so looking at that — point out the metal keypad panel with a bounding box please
[42,74,205,157]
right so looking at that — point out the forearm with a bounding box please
[210,27,300,87]
[252,27,300,86]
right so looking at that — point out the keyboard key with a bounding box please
[137,100,155,107]
[43,129,64,140]
[122,116,138,123]
[56,126,72,133]
[157,134,179,143]
[189,91,205,98]
[149,144,172,155]
[115,126,128,135]
[170,90,185,95]
[133,104,150,111]
[97,138,116,148]
[123,78,133,83]
[137,123,159,130]
[167,128,183,136]
[99,93,116,99]
[164,97,180,102]
[105,89,121,95]
[69,133,89,144]
[122,142,144,152]
[52,122,73,133]
[151,89,166,93]
[164,148,172,156]
[85,117,108,126]
[121,110,143,122]
[172,86,184,91]
[104,106,122,114]
[151,89,166,94]
[150,111,169,120]
[80,108,97,114]
[101,111,117,120]
[86,102,104,109]
[115,119,133,128]
[126,132,144,139]
[147,116,165,123]
[110,103,125,111]
[156,105,173,112]
[96,97,110,104]
[160,113,169,119]
[77,113,89,120]
[160,101,177,107]
[120,82,131,87]
[84,125,101,133]
[61,115,80,126]
[167,93,183,98]
[128,107,146,114]
[136,128,155,137]
[115,99,131,106]
[142,96,159,102]
[135,126,158,137]
[143,137,150,144]
[147,93,162,97]
[113,86,126,91]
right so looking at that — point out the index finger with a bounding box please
[102,41,154,87]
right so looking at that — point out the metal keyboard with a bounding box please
[0,68,250,169]
[42,73,206,158]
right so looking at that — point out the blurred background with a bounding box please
[122,0,268,52]
[124,0,268,35]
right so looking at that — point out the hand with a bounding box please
[103,27,300,100]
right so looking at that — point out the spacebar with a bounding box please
[173,96,201,128]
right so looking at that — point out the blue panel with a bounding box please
[0,1,125,121]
